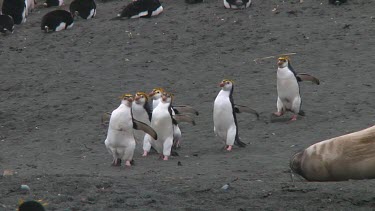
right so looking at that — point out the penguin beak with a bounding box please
[127,98,133,103]
[162,95,167,101]
[219,82,225,87]
[134,95,141,101]
[148,92,155,97]
[277,60,284,67]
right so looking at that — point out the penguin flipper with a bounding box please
[133,119,158,140]
[101,112,112,127]
[173,114,196,125]
[296,73,320,85]
[234,105,259,119]
[172,105,199,115]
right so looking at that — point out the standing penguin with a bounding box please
[44,0,64,7]
[0,14,14,33]
[274,56,320,121]
[105,94,157,167]
[148,88,196,150]
[41,10,74,32]
[2,0,27,24]
[213,79,259,151]
[224,0,251,9]
[149,92,174,160]
[116,0,163,19]
[131,91,153,156]
[70,0,96,19]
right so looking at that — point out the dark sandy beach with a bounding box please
[1,0,375,210]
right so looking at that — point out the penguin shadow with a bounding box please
[269,114,292,123]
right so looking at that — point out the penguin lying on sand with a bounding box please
[213,79,259,151]
[273,56,320,122]
[2,0,27,24]
[329,0,347,5]
[116,0,163,19]
[224,0,251,9]
[41,10,74,32]
[0,14,14,33]
[105,94,157,167]
[70,0,96,19]
[44,0,64,7]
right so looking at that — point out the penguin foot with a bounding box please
[111,158,122,166]
[273,112,284,117]
[289,115,298,122]
[163,156,169,161]
[125,160,131,167]
[226,145,232,151]
[142,151,148,157]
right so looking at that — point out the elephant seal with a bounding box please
[290,125,375,181]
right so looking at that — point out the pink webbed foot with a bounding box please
[273,112,284,117]
[125,160,131,167]
[142,151,148,157]
[226,145,232,151]
[288,114,298,122]
[163,156,169,161]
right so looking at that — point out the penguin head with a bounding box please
[149,88,165,100]
[134,92,148,105]
[119,93,134,106]
[161,92,173,103]
[277,56,290,68]
[219,79,234,91]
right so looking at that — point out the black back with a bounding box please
[2,0,26,24]
[229,85,240,143]
[329,0,347,5]
[143,99,152,121]
[41,10,74,31]
[70,0,96,19]
[45,0,61,7]
[0,14,14,33]
[120,0,162,18]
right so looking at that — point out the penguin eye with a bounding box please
[226,82,230,84]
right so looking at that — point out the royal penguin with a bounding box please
[2,0,27,24]
[131,91,153,156]
[213,79,259,151]
[70,0,96,19]
[273,56,320,122]
[148,88,196,150]
[41,10,74,32]
[44,0,64,7]
[329,0,347,5]
[117,0,163,19]
[149,92,175,160]
[224,0,251,9]
[104,94,157,167]
[0,14,14,33]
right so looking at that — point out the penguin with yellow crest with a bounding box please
[274,56,320,122]
[104,94,157,167]
[213,79,259,151]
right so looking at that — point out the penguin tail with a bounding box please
[298,110,305,116]
[234,138,246,147]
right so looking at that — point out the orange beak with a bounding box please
[219,82,225,87]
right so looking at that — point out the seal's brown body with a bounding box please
[291,125,375,181]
